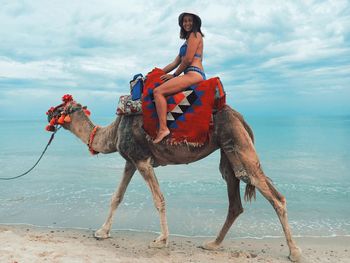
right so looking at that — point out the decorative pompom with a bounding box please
[64,115,71,123]
[49,118,56,126]
[46,107,55,115]
[62,94,73,103]
[57,115,65,124]
[45,125,56,132]
[83,109,91,116]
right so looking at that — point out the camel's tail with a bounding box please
[244,183,256,202]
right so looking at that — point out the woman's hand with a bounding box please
[160,74,175,82]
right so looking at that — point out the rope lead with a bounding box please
[0,127,61,180]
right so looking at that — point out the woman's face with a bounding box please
[182,15,193,32]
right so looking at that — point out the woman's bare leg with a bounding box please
[153,92,170,143]
[153,72,203,143]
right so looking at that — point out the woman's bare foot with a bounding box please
[153,128,170,143]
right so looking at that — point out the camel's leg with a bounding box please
[136,158,169,248]
[253,172,301,262]
[202,150,243,250]
[217,113,301,261]
[94,161,136,239]
[224,151,301,261]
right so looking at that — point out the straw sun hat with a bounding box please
[178,12,202,28]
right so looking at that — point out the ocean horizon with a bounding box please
[1,114,349,239]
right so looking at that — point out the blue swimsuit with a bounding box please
[179,42,206,80]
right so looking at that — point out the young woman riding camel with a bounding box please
[153,12,206,143]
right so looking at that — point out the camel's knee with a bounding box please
[274,192,287,213]
[154,196,166,212]
[236,207,244,217]
[273,200,287,217]
[278,194,286,206]
[264,177,287,205]
[262,180,287,216]
[229,205,244,217]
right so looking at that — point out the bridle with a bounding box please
[46,94,99,155]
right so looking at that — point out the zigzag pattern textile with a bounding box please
[142,68,217,145]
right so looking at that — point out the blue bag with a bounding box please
[130,73,144,101]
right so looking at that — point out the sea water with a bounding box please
[0,115,349,239]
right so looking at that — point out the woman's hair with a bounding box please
[178,13,204,39]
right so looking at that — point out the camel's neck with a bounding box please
[68,112,119,154]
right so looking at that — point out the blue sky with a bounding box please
[0,0,349,119]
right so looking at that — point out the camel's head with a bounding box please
[45,94,91,132]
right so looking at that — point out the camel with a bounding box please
[46,95,301,262]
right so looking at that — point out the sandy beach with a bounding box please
[0,225,349,263]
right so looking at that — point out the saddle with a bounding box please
[117,68,226,145]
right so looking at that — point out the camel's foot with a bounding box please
[200,240,222,250]
[149,235,168,249]
[288,246,302,262]
[94,228,110,240]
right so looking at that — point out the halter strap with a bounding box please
[88,126,100,155]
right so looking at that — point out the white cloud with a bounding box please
[0,0,349,117]
[261,39,349,68]
[0,58,72,80]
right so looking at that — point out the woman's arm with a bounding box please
[162,55,181,73]
[173,33,201,76]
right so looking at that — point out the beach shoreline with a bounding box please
[1,224,349,263]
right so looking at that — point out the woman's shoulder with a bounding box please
[188,32,203,40]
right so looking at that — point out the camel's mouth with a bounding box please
[45,94,90,132]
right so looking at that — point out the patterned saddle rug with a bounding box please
[143,68,225,145]
[117,68,225,145]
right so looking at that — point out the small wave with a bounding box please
[1,223,350,240]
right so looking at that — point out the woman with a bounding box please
[153,12,206,143]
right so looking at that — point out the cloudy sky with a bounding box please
[0,0,349,119]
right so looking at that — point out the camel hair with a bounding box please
[48,98,301,262]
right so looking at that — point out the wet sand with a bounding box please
[0,225,349,262]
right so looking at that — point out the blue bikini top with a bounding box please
[179,42,202,59]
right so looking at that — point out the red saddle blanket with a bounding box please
[142,68,225,145]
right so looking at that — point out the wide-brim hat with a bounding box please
[178,12,202,28]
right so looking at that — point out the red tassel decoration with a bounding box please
[64,115,71,123]
[45,125,55,132]
[62,94,73,103]
[83,109,91,116]
[49,118,56,126]
[57,115,65,124]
